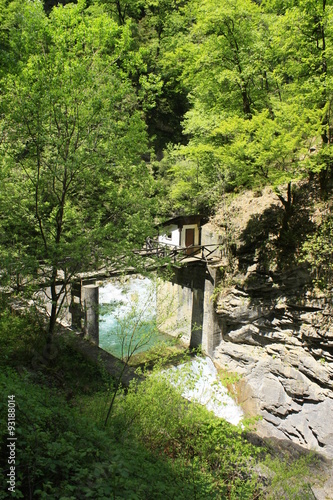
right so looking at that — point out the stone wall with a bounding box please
[35,284,72,327]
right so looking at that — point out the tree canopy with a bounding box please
[152,0,333,210]
[0,0,154,334]
[1,0,333,328]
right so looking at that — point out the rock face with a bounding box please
[211,187,333,458]
[214,273,333,458]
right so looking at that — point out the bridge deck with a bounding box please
[74,242,227,284]
[135,240,227,264]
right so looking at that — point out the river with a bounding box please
[99,276,172,358]
[99,275,244,426]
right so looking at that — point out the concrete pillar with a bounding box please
[202,266,222,356]
[82,284,99,345]
[190,287,203,349]
[156,277,192,345]
[157,263,221,353]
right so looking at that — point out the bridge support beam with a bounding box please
[202,265,222,356]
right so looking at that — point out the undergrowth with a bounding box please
[0,306,318,499]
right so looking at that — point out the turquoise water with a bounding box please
[99,277,172,359]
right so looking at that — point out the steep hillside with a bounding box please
[210,182,333,459]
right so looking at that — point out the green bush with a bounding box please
[0,307,45,368]
[2,370,253,499]
[112,373,261,499]
[0,309,316,499]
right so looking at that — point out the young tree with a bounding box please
[0,0,153,341]
[159,0,274,208]
[161,0,333,210]
[265,0,333,190]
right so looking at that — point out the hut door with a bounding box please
[185,228,195,255]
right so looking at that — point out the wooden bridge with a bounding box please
[135,239,228,264]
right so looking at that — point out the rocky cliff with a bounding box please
[211,186,333,458]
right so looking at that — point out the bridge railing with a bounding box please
[137,239,228,263]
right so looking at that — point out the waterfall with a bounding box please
[163,356,244,425]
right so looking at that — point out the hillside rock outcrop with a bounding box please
[212,187,333,458]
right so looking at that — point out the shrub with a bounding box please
[0,307,45,368]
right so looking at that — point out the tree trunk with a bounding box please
[47,267,58,345]
[241,87,252,117]
[276,182,294,232]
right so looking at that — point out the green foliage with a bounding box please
[0,0,155,334]
[0,362,260,499]
[0,1,329,496]
[112,372,261,499]
[0,306,45,368]
[0,369,110,499]
[263,454,316,499]
[1,369,210,499]
[218,369,242,389]
[0,304,111,393]
[300,211,333,287]
[128,341,187,367]
[4,0,332,221]
[0,306,317,498]
[154,0,333,210]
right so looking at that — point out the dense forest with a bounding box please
[1,0,332,498]
[1,0,333,308]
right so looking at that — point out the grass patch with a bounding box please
[217,367,243,400]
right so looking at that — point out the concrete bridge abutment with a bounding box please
[157,263,222,356]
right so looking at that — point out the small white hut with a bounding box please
[158,215,208,249]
